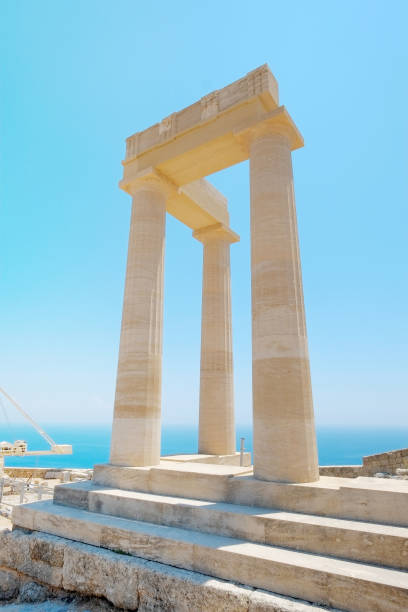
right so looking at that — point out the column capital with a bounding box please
[119,167,177,199]
[234,106,304,155]
[193,223,240,245]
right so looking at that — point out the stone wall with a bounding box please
[319,465,362,478]
[3,467,92,480]
[4,468,51,479]
[319,448,408,478]
[362,448,408,476]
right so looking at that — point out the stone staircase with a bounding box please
[11,466,408,612]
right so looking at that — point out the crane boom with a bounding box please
[0,386,57,449]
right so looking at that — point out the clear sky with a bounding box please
[0,0,407,427]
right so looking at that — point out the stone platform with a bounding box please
[8,463,408,611]
[0,528,341,611]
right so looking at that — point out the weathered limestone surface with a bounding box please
[93,462,252,500]
[0,567,20,600]
[0,528,65,589]
[10,502,408,612]
[110,179,167,467]
[94,462,252,502]
[54,483,408,570]
[249,129,318,483]
[91,465,408,526]
[194,223,239,456]
[0,528,339,611]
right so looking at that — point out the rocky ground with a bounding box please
[373,470,408,479]
[0,596,118,611]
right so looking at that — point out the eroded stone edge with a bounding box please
[0,527,339,611]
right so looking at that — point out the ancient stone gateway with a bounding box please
[110,63,319,484]
[7,67,408,612]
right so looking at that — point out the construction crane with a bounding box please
[0,386,72,472]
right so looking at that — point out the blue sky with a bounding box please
[0,0,407,427]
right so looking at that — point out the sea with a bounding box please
[2,424,408,470]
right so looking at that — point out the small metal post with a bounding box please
[240,437,245,467]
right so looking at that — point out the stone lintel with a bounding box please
[119,167,230,231]
[121,103,303,188]
[125,64,279,161]
[121,65,287,186]
[193,222,240,244]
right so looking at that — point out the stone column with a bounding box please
[110,178,167,466]
[193,223,239,456]
[249,126,319,483]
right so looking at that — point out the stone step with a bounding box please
[92,463,408,526]
[54,481,408,571]
[93,461,253,503]
[12,500,408,612]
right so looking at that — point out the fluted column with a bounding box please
[193,223,239,456]
[110,178,167,466]
[249,126,319,483]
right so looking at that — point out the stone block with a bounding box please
[0,568,19,601]
[93,463,151,491]
[100,522,195,569]
[1,529,64,588]
[12,500,408,610]
[149,466,229,501]
[30,536,64,567]
[53,480,92,509]
[137,563,251,612]
[31,503,102,548]
[62,543,140,610]
[30,485,408,570]
[2,527,407,612]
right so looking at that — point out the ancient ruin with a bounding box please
[107,63,318,482]
[2,66,408,611]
